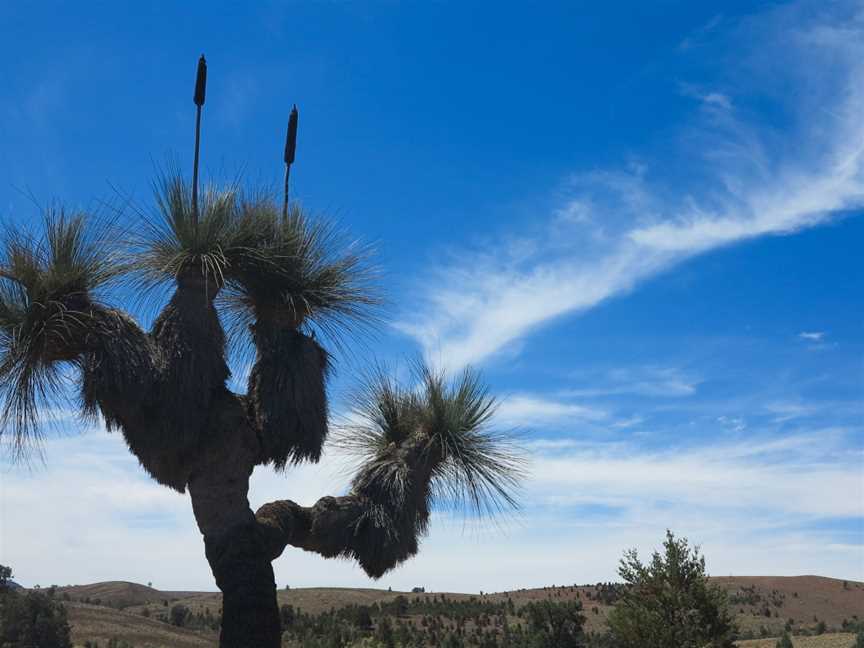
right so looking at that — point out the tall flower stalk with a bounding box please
[192,54,207,227]
[283,105,299,220]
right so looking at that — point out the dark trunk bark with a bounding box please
[187,409,282,648]
[204,523,281,648]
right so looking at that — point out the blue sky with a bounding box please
[0,0,862,591]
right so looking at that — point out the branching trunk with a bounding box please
[187,405,280,648]
[76,288,450,647]
[80,292,291,647]
[256,438,440,579]
[256,496,365,560]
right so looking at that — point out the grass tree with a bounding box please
[0,58,525,647]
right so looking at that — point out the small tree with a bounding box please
[855,629,864,648]
[523,599,587,647]
[170,603,191,627]
[0,588,73,648]
[776,630,793,648]
[607,530,736,648]
[279,603,295,629]
[0,564,12,591]
[353,605,373,631]
[107,639,134,648]
[375,617,396,648]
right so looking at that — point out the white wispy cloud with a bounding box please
[716,415,747,433]
[799,331,825,341]
[525,431,863,520]
[564,366,701,398]
[396,4,864,373]
[765,400,818,423]
[678,82,733,112]
[493,395,607,429]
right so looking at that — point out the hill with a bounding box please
[712,576,863,636]
[45,575,863,647]
[55,581,202,609]
[63,602,213,648]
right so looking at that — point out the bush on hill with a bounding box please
[606,530,737,648]
[0,565,72,648]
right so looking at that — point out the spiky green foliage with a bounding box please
[420,364,525,516]
[224,199,378,344]
[131,173,238,290]
[0,212,121,456]
[131,175,377,347]
[335,362,526,577]
[343,362,525,515]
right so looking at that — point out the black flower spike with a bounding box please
[192,55,207,225]
[283,105,299,219]
[194,55,207,106]
[284,105,298,165]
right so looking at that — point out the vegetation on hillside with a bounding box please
[5,568,862,647]
[0,565,72,648]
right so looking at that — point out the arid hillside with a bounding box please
[44,575,862,647]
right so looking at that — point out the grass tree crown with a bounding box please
[0,212,123,456]
[131,173,378,335]
[334,363,526,576]
[340,362,525,517]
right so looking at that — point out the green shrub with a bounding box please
[523,599,586,647]
[169,603,191,627]
[606,530,737,648]
[0,588,72,648]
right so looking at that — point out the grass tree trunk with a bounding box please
[206,524,281,648]
[189,460,282,648]
[181,360,285,647]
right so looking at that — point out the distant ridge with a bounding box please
[53,580,209,607]
[44,574,860,600]
[24,575,862,648]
